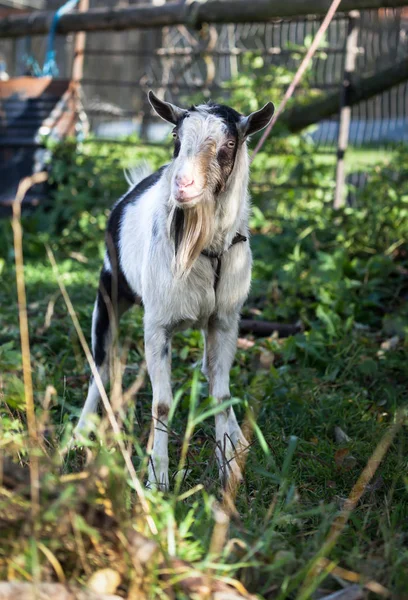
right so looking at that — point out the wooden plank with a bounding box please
[0,0,44,9]
[72,0,89,83]
[0,0,407,38]
[282,58,408,132]
[0,77,69,100]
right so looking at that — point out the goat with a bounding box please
[73,91,274,489]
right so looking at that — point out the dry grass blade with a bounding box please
[317,558,391,597]
[11,172,48,521]
[45,246,158,536]
[122,361,147,407]
[37,543,66,583]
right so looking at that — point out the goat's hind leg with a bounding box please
[73,295,110,439]
[73,270,132,441]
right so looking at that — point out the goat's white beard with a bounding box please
[168,189,216,279]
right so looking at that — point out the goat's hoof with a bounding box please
[147,467,169,492]
[68,428,87,450]
[62,429,89,464]
[219,457,244,492]
[146,478,169,492]
[229,457,244,482]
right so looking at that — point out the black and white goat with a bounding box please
[74,92,274,489]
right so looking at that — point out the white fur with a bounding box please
[74,104,253,489]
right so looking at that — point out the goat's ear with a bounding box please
[240,102,275,138]
[148,91,186,125]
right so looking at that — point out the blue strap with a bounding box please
[42,0,79,77]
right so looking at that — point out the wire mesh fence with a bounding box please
[75,7,408,148]
[2,5,407,145]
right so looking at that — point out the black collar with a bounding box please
[201,232,247,260]
[201,232,247,292]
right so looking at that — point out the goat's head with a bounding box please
[149,91,274,208]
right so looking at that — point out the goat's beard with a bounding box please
[168,190,216,278]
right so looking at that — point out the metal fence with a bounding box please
[1,5,407,147]
[77,6,408,147]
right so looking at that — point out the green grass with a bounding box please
[315,147,393,168]
[1,140,408,598]
[258,147,391,171]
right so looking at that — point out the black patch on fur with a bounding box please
[108,167,165,253]
[172,207,185,256]
[161,341,170,359]
[106,166,165,296]
[216,143,238,191]
[157,403,169,419]
[164,320,184,337]
[93,270,112,367]
[172,112,190,158]
[206,103,242,137]
[208,103,241,191]
[94,294,109,367]
[93,268,139,367]
[173,137,181,158]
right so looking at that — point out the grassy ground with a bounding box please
[0,140,408,599]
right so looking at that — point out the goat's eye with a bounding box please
[172,131,178,140]
[226,140,236,149]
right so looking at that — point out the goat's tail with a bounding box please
[124,162,152,189]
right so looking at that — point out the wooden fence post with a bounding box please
[71,0,89,136]
[72,0,89,84]
[334,10,360,209]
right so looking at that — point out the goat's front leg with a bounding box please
[144,318,172,490]
[206,316,248,487]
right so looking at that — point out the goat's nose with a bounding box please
[176,175,194,189]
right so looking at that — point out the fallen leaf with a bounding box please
[88,568,121,594]
[334,448,349,467]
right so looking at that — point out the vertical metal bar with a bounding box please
[334,11,359,209]
[71,0,89,136]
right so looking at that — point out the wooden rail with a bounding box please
[0,0,407,38]
[281,58,408,133]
